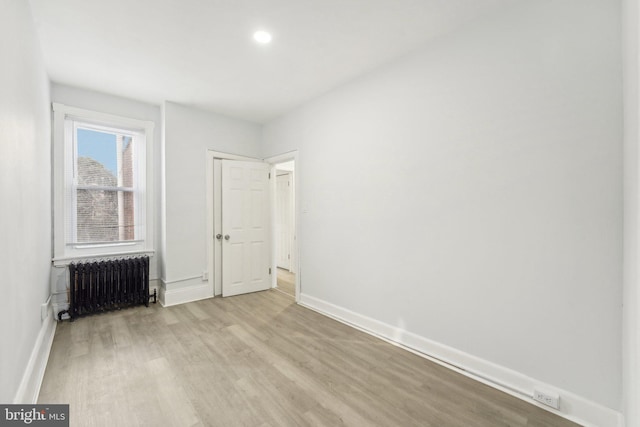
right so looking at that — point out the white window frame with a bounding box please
[52,103,154,264]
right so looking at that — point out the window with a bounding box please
[53,104,154,262]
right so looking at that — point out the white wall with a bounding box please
[162,102,261,298]
[50,84,163,282]
[0,0,52,402]
[623,0,640,425]
[262,0,622,415]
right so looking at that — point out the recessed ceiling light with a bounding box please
[253,30,272,44]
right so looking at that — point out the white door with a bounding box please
[221,160,271,297]
[276,173,292,270]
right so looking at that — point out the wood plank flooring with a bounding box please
[38,290,581,427]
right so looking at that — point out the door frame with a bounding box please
[206,149,300,301]
[264,150,300,302]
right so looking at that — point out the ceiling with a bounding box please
[29,0,517,123]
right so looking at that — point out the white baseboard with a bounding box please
[160,280,213,307]
[13,300,56,404]
[299,293,623,427]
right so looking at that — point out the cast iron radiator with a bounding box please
[58,256,156,321]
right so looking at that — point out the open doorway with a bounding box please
[207,150,300,301]
[273,160,296,298]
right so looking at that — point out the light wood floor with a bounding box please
[39,290,580,427]
[276,268,295,297]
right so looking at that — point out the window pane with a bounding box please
[77,128,133,187]
[76,189,135,243]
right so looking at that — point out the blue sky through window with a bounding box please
[77,128,117,175]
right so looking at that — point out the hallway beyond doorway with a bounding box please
[276,268,295,297]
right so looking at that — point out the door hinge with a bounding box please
[269,172,271,179]
[288,254,290,259]
[269,268,272,275]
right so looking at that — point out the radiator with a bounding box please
[58,256,156,321]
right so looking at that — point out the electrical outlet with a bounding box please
[533,389,560,410]
[202,270,208,281]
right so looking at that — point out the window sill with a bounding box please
[52,249,155,267]
[70,240,143,249]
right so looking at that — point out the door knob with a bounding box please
[224,235,230,240]
[216,234,222,240]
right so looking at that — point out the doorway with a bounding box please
[274,161,296,297]
[206,150,299,300]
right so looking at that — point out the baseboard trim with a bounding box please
[13,300,56,404]
[298,293,623,427]
[160,281,213,307]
